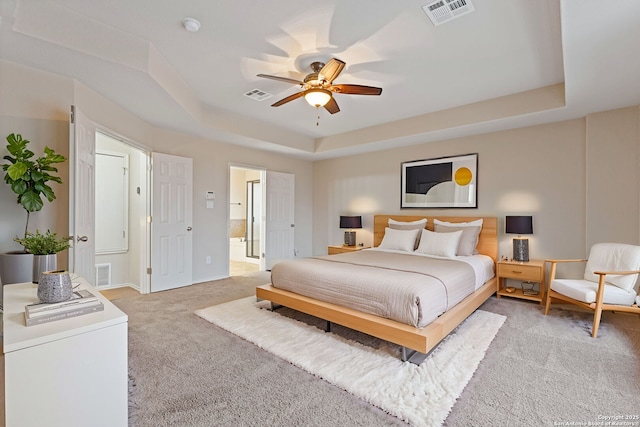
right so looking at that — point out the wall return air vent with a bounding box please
[95,263,112,287]
[422,0,474,26]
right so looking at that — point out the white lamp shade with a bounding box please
[304,88,331,107]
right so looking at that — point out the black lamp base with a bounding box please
[512,238,529,262]
[344,231,356,246]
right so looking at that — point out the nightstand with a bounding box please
[327,245,370,255]
[496,259,546,304]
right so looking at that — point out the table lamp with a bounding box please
[505,215,533,262]
[340,215,362,246]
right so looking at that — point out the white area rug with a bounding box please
[195,297,505,427]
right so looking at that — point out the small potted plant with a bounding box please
[13,230,71,283]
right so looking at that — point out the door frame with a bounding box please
[70,110,152,293]
[228,163,266,276]
[245,179,261,259]
[94,130,152,293]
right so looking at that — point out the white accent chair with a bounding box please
[544,243,640,338]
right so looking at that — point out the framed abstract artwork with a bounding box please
[401,153,478,208]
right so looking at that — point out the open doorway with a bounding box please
[94,131,150,293]
[229,165,265,276]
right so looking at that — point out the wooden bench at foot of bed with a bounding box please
[256,276,496,355]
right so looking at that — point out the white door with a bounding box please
[264,171,295,270]
[68,106,96,283]
[151,153,193,291]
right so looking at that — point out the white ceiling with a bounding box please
[1,0,639,160]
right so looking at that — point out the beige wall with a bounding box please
[314,107,640,277]
[0,61,313,284]
[586,107,640,247]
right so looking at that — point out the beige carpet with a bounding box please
[113,272,640,426]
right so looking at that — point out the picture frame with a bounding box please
[401,153,478,208]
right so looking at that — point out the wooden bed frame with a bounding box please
[256,215,498,357]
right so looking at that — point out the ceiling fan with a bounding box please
[257,58,382,114]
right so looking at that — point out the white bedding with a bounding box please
[270,249,495,328]
[367,248,495,290]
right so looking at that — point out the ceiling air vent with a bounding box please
[244,89,273,102]
[422,0,474,26]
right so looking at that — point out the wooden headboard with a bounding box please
[373,215,498,263]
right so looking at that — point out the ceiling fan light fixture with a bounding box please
[257,58,381,113]
[304,88,331,108]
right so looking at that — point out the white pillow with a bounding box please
[415,229,463,258]
[388,218,427,249]
[378,227,421,252]
[433,218,483,227]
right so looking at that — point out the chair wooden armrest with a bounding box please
[593,269,640,276]
[545,259,588,264]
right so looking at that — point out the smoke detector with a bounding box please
[183,17,201,32]
[422,0,474,26]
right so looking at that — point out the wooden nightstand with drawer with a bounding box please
[327,245,370,255]
[496,259,546,304]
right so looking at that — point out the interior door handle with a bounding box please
[77,235,89,242]
[187,227,193,231]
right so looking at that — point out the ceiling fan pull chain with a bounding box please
[316,110,321,126]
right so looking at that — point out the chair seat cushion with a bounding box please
[551,279,637,305]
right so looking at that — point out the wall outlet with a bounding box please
[294,249,299,256]
[206,256,211,264]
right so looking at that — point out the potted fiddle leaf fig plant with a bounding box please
[13,230,71,283]
[0,133,67,285]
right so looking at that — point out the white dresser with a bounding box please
[2,278,128,427]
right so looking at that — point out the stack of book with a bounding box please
[24,289,104,326]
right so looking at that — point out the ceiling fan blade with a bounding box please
[323,96,340,114]
[271,91,305,107]
[331,84,382,95]
[319,59,346,84]
[257,74,303,85]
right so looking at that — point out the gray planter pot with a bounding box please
[0,251,34,305]
[33,254,58,284]
[0,251,34,285]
